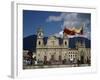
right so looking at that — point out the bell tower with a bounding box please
[37,27,44,47]
[63,32,69,48]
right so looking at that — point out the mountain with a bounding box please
[23,35,91,52]
[69,37,91,48]
[23,35,37,52]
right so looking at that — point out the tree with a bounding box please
[27,51,33,65]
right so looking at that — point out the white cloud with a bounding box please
[54,30,63,38]
[59,30,63,36]
[46,12,91,39]
[46,14,63,22]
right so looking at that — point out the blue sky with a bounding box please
[23,10,91,39]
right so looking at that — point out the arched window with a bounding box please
[65,41,67,45]
[38,41,41,45]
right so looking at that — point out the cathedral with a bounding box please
[35,28,91,64]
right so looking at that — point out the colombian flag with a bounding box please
[63,27,83,35]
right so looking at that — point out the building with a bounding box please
[35,28,91,65]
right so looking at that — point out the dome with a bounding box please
[37,27,43,32]
[49,36,56,40]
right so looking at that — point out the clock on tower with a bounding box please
[37,27,44,38]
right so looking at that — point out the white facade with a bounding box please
[36,28,91,64]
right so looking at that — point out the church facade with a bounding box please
[36,28,91,64]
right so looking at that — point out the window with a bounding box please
[65,41,67,45]
[38,41,41,45]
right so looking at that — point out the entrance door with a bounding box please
[59,55,62,61]
[51,55,54,61]
[44,56,47,62]
[81,55,84,64]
